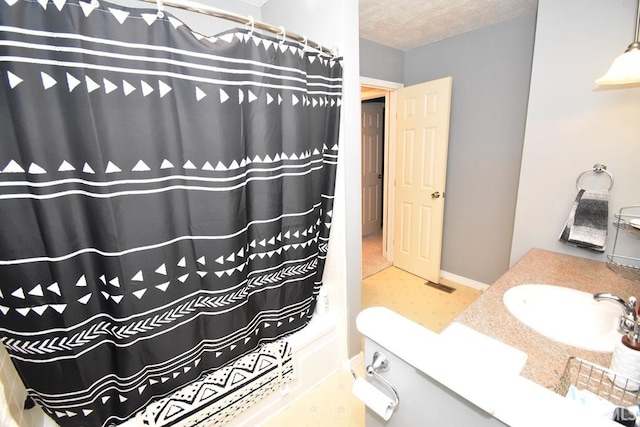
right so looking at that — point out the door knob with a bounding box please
[377,174,382,179]
[431,191,440,199]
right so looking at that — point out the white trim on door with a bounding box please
[360,77,404,90]
[360,77,403,261]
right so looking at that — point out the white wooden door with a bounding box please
[393,77,452,283]
[361,102,384,236]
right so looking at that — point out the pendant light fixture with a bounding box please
[595,0,640,85]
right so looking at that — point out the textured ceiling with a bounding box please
[360,0,538,51]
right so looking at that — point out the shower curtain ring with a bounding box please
[246,16,255,36]
[156,0,164,18]
[277,26,286,44]
[300,36,308,57]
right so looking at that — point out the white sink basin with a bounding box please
[503,284,622,353]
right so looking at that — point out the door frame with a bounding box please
[360,77,403,262]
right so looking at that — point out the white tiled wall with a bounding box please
[0,345,43,427]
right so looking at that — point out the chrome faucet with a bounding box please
[594,293,639,344]
[594,293,637,320]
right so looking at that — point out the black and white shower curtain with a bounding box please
[0,1,342,426]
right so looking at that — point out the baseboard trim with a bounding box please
[350,351,364,371]
[440,270,489,291]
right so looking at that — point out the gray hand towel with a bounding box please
[559,189,608,252]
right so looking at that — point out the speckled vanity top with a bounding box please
[453,248,639,390]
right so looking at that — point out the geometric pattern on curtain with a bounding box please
[139,341,293,427]
[0,1,342,425]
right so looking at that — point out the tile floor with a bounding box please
[261,233,483,426]
[361,267,482,333]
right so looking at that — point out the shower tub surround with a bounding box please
[453,248,638,390]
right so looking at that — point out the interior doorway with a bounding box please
[361,95,390,278]
[360,82,397,279]
[361,98,385,237]
[360,77,452,284]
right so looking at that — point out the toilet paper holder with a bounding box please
[353,351,400,411]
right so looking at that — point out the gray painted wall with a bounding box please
[359,38,404,83]
[511,0,640,266]
[403,12,537,284]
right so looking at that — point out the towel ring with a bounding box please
[576,163,614,191]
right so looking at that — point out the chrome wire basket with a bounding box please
[555,357,640,407]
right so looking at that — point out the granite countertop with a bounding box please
[453,248,639,390]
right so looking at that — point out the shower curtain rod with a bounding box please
[142,0,336,57]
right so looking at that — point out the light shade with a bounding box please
[595,46,640,85]
[596,0,640,86]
